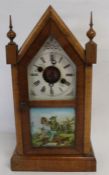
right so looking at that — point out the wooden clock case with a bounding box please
[6,6,97,172]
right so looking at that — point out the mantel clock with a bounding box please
[6,6,97,172]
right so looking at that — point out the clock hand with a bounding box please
[49,84,54,96]
[61,78,71,86]
[33,65,43,72]
[50,53,56,65]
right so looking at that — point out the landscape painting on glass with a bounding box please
[30,108,76,147]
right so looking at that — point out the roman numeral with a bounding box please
[40,57,46,63]
[59,57,63,63]
[30,73,38,76]
[33,65,38,68]
[50,53,56,65]
[66,73,74,76]
[33,80,40,86]
[41,86,46,92]
[49,85,54,96]
[64,64,70,69]
[50,88,54,96]
[30,90,36,96]
[59,87,63,92]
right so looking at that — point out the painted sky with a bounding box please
[30,108,75,134]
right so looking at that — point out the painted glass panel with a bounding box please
[30,108,76,147]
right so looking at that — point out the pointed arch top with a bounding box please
[18,5,85,62]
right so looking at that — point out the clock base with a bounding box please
[11,147,96,172]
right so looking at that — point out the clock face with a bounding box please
[28,36,76,100]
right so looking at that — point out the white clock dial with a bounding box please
[28,36,76,100]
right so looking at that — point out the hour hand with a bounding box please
[61,78,71,86]
[33,65,43,72]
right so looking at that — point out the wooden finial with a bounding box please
[87,12,96,41]
[9,15,13,29]
[90,11,93,28]
[85,12,97,64]
[7,15,16,43]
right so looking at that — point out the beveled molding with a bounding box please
[11,145,96,172]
